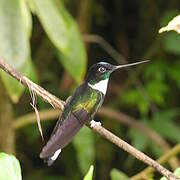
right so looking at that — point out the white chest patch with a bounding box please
[88,79,109,95]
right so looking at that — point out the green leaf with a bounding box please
[21,0,32,38]
[160,167,180,180]
[144,60,168,81]
[160,177,167,180]
[160,11,180,54]
[167,62,180,88]
[128,129,149,151]
[152,109,180,121]
[121,89,150,115]
[160,10,179,27]
[174,167,180,177]
[73,127,95,174]
[0,0,35,102]
[83,165,94,180]
[146,80,169,105]
[162,32,180,55]
[151,110,180,143]
[150,142,163,158]
[0,153,22,180]
[159,121,180,142]
[32,0,87,83]
[110,169,129,180]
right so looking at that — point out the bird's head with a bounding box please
[85,62,116,85]
[85,60,149,85]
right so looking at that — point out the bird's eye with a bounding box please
[98,67,106,73]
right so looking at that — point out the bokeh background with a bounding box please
[0,0,180,179]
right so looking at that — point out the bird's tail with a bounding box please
[43,157,55,166]
[39,109,90,166]
[40,148,61,166]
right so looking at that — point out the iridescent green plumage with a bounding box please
[40,61,149,166]
[68,83,103,118]
[40,82,104,166]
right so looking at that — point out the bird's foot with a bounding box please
[90,120,101,128]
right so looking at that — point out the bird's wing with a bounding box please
[51,83,86,135]
[40,107,91,165]
[40,83,93,166]
[50,96,73,137]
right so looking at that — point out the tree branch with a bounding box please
[0,58,64,110]
[0,58,179,180]
[13,107,179,169]
[131,144,180,180]
[13,109,180,179]
[98,107,179,169]
[83,34,126,64]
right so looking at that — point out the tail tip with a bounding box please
[40,149,62,166]
[44,157,55,166]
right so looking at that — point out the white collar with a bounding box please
[88,79,109,95]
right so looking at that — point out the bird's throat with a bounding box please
[88,78,109,95]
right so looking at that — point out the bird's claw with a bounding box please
[90,120,101,128]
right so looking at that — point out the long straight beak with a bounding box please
[115,60,149,70]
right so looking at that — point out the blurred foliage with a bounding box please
[0,0,34,102]
[0,0,86,102]
[83,165,94,180]
[0,153,22,180]
[73,127,95,174]
[31,0,87,83]
[110,168,129,180]
[0,0,179,180]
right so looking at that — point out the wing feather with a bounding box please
[40,108,91,163]
[40,83,101,165]
[50,96,73,137]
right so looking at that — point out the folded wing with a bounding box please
[40,108,91,166]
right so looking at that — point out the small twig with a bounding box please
[0,58,64,110]
[13,109,60,130]
[83,34,126,64]
[0,58,179,180]
[131,144,180,180]
[28,83,44,141]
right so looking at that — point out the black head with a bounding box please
[85,60,149,84]
[85,62,116,84]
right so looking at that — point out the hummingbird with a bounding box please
[40,60,148,166]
